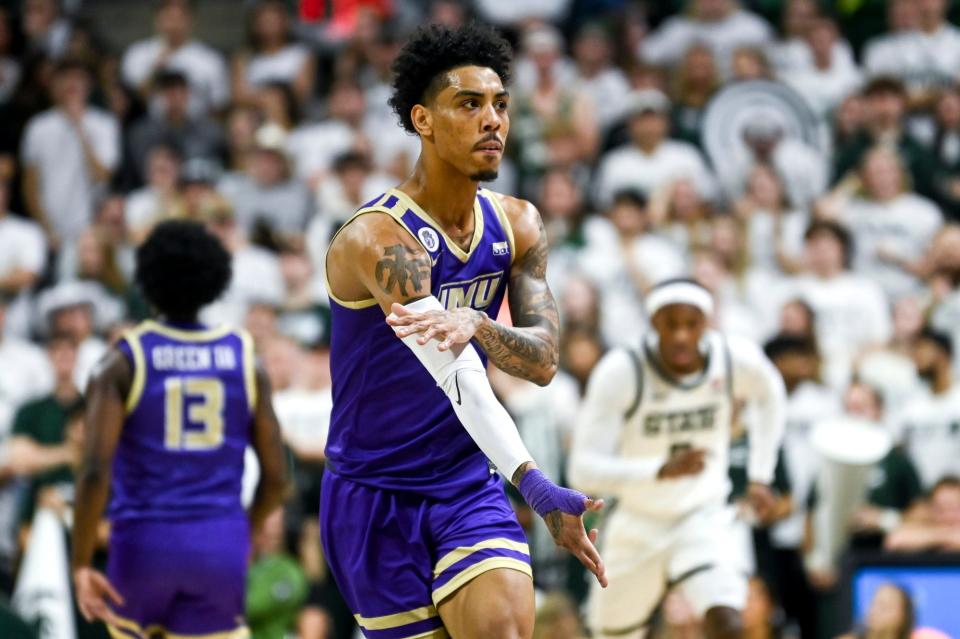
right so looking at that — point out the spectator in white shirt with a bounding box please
[594,88,715,208]
[895,328,960,489]
[21,59,119,249]
[125,144,185,243]
[864,0,960,98]
[35,281,115,391]
[577,189,686,346]
[0,181,45,339]
[789,220,892,389]
[780,17,863,121]
[838,147,942,300]
[232,0,315,107]
[736,164,807,275]
[0,293,53,439]
[641,0,773,76]
[121,0,229,114]
[571,23,630,133]
[219,124,312,242]
[766,0,820,73]
[286,79,368,187]
[198,195,284,327]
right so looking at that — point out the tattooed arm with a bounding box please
[383,197,560,386]
[474,196,559,385]
[326,213,433,311]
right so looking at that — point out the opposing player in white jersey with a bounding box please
[568,278,786,638]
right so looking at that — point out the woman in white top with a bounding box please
[232,0,315,106]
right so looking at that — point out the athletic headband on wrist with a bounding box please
[645,280,714,318]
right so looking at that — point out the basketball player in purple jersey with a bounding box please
[323,23,606,639]
[71,220,288,638]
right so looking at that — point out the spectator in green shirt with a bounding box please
[247,508,308,639]
[7,332,84,528]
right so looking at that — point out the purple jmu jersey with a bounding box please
[111,320,257,522]
[327,187,514,499]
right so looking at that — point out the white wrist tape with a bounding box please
[389,296,533,480]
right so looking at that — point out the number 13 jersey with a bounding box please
[111,320,257,522]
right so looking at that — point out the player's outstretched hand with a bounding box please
[387,302,483,351]
[74,566,124,625]
[546,498,608,588]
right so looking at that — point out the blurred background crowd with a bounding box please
[0,0,959,637]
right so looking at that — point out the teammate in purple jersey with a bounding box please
[72,220,288,638]
[324,23,606,639]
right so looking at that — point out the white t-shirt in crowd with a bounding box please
[641,9,773,75]
[121,37,229,112]
[575,67,632,132]
[767,38,856,75]
[75,336,106,392]
[594,140,716,208]
[0,214,46,337]
[20,108,119,243]
[893,384,960,489]
[781,60,863,120]
[864,25,960,92]
[0,338,53,437]
[245,44,310,89]
[273,386,332,454]
[473,0,572,26]
[201,244,284,327]
[576,217,687,347]
[839,194,942,300]
[745,208,808,274]
[789,272,892,388]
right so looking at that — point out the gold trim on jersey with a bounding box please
[123,327,147,414]
[431,557,532,605]
[109,613,250,639]
[388,188,485,263]
[239,329,257,411]
[142,320,234,342]
[482,189,515,265]
[403,628,450,639]
[354,604,439,630]
[323,193,404,310]
[432,538,529,578]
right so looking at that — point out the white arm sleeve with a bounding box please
[389,296,533,481]
[567,350,664,495]
[729,336,787,485]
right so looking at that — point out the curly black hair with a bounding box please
[136,220,232,320]
[389,22,512,134]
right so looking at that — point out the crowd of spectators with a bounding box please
[0,0,959,637]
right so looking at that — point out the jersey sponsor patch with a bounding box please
[438,272,504,311]
[492,241,509,256]
[418,227,441,252]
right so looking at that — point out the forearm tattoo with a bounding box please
[475,220,560,383]
[511,461,533,486]
[375,244,431,299]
